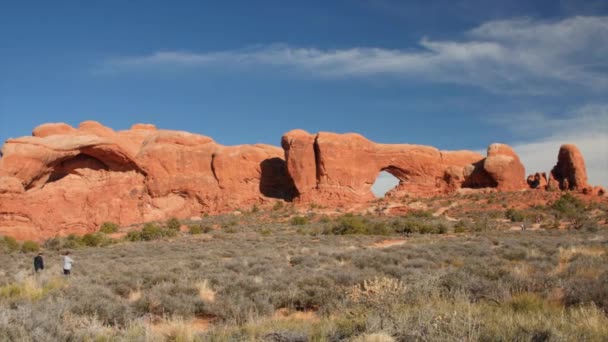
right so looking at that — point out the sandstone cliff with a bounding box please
[0,122,600,239]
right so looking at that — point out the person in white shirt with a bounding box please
[63,251,74,276]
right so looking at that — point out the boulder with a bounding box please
[481,144,527,191]
[550,144,589,191]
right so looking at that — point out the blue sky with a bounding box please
[1,1,607,194]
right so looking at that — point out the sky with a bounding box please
[1,0,607,196]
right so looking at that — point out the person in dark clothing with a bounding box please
[34,253,44,272]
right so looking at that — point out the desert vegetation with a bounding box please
[1,192,607,341]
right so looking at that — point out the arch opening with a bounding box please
[371,170,401,198]
[259,157,297,201]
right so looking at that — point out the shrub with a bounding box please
[20,240,40,253]
[453,221,468,233]
[509,292,546,312]
[391,218,442,235]
[1,236,20,252]
[99,222,119,234]
[505,208,525,222]
[319,215,331,223]
[407,210,433,218]
[327,215,367,235]
[251,205,260,214]
[437,223,448,234]
[551,193,586,219]
[188,225,203,234]
[272,201,284,211]
[166,218,181,231]
[290,216,308,226]
[81,233,104,247]
[43,236,63,250]
[126,231,142,242]
[141,223,164,240]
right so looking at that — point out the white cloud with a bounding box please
[101,16,608,93]
[494,104,608,187]
[371,171,401,197]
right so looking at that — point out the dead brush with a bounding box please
[347,276,407,329]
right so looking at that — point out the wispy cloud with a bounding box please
[491,104,608,187]
[100,16,608,93]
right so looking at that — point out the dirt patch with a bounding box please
[371,239,407,248]
[273,308,319,322]
[149,315,216,336]
[553,246,606,276]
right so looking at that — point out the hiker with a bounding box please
[521,223,526,231]
[34,252,44,273]
[63,251,73,276]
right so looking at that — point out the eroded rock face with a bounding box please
[0,122,293,239]
[281,131,491,203]
[527,172,548,189]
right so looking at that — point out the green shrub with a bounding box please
[290,216,309,226]
[407,210,433,218]
[188,224,211,235]
[327,214,368,235]
[165,218,181,231]
[391,218,442,234]
[251,205,260,213]
[188,224,203,234]
[141,223,164,240]
[20,240,40,253]
[81,233,101,247]
[505,208,525,222]
[1,236,20,252]
[63,234,84,249]
[126,231,142,242]
[551,193,586,219]
[99,222,119,234]
[366,222,392,235]
[81,233,108,247]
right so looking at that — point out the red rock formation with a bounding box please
[281,131,486,203]
[461,144,527,191]
[0,122,599,240]
[550,144,589,191]
[0,122,293,240]
[281,130,317,200]
[527,172,548,189]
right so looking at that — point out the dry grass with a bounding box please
[0,199,607,341]
[195,279,215,303]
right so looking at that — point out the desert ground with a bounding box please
[1,191,608,341]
